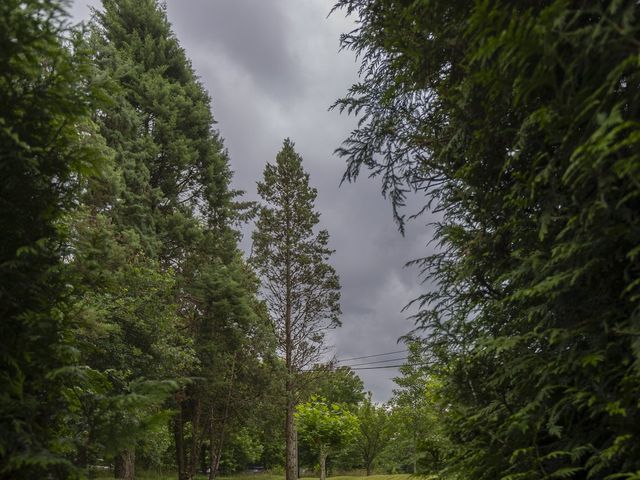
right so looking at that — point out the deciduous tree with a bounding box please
[355,395,389,476]
[295,397,359,480]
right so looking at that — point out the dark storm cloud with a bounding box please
[165,1,303,101]
[70,0,440,402]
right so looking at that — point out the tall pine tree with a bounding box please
[252,139,341,480]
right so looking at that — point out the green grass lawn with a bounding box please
[95,472,414,480]
[301,475,412,480]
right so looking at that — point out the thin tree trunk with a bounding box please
[286,398,297,480]
[284,196,298,480]
[174,402,187,480]
[366,461,372,476]
[208,406,218,480]
[319,448,328,480]
[209,428,220,480]
[209,354,237,480]
[208,416,227,480]
[211,434,225,480]
[188,398,202,479]
[114,448,135,480]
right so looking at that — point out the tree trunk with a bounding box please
[188,399,202,479]
[208,448,218,480]
[209,354,237,480]
[174,404,187,480]
[208,419,227,480]
[208,409,225,480]
[209,406,218,480]
[319,448,328,480]
[366,461,372,476]
[114,448,135,480]
[284,195,297,480]
[285,400,297,480]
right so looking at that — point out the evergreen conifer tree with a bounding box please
[252,139,341,480]
[88,2,275,478]
[0,1,104,477]
[333,1,640,478]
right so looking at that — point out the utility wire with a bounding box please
[342,356,408,367]
[350,364,406,370]
[350,362,428,371]
[335,349,407,363]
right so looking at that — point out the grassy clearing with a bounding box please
[301,475,411,480]
[94,472,414,480]
[301,475,412,480]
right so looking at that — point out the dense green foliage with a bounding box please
[0,1,104,477]
[298,367,364,474]
[68,208,194,473]
[381,343,449,475]
[334,1,640,479]
[85,2,277,479]
[0,1,347,479]
[296,397,359,480]
[353,395,389,476]
[9,0,639,479]
[1,0,278,478]
[310,367,366,407]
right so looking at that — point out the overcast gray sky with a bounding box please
[70,0,435,402]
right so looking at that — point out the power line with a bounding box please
[335,349,407,363]
[350,362,429,371]
[343,356,408,367]
[350,364,406,370]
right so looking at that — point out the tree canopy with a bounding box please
[0,1,105,477]
[333,1,640,479]
[88,2,277,479]
[296,397,359,480]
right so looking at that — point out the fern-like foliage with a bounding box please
[333,1,640,479]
